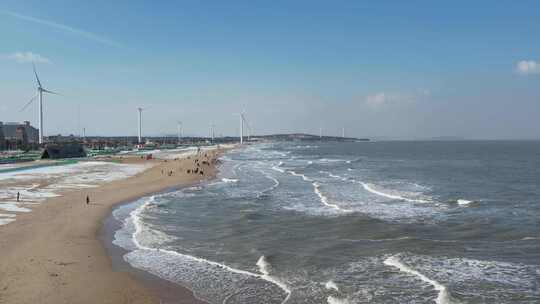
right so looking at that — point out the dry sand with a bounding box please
[0,149,225,304]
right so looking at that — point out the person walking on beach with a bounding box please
[86,195,90,205]
[17,192,20,202]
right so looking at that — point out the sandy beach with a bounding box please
[0,149,224,304]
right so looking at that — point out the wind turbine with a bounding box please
[244,115,252,141]
[238,111,251,144]
[20,63,60,145]
[238,112,244,144]
[177,121,183,143]
[136,107,149,144]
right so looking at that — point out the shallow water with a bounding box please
[113,141,540,303]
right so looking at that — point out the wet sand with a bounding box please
[0,149,224,304]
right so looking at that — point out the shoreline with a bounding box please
[0,148,227,304]
[100,185,208,304]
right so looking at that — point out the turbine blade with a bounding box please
[32,62,42,88]
[20,94,37,112]
[42,88,61,95]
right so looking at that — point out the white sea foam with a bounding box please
[389,254,540,302]
[457,199,473,206]
[125,196,292,303]
[256,255,292,303]
[341,236,410,242]
[221,178,239,183]
[272,161,285,173]
[322,171,430,204]
[0,203,31,213]
[384,255,451,304]
[325,280,340,291]
[289,170,312,182]
[258,170,280,194]
[359,182,429,203]
[0,218,16,225]
[313,182,350,212]
[319,158,347,163]
[327,296,350,304]
[292,145,318,149]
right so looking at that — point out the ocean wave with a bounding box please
[258,170,280,195]
[327,296,350,304]
[288,170,350,213]
[312,182,351,213]
[384,253,540,303]
[358,182,430,203]
[319,158,348,163]
[321,171,430,204]
[256,255,292,303]
[341,236,410,242]
[325,280,340,292]
[292,145,318,149]
[271,161,285,173]
[521,236,540,241]
[119,195,291,304]
[222,178,239,183]
[384,255,451,304]
[456,199,476,206]
[288,170,313,182]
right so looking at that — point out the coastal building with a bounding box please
[0,122,4,150]
[0,121,39,150]
[41,143,86,159]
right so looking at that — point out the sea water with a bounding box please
[113,141,540,303]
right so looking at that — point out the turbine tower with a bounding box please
[239,113,244,144]
[137,107,144,144]
[342,127,345,138]
[177,121,183,143]
[239,111,251,144]
[20,63,60,145]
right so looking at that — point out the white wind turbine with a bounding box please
[237,111,251,144]
[137,106,149,144]
[20,63,60,145]
[177,121,183,143]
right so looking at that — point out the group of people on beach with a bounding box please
[81,150,220,206]
[185,152,218,176]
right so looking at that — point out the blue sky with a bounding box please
[1,1,539,139]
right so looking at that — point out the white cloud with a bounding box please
[516,60,539,75]
[4,51,51,64]
[0,10,124,48]
[365,92,388,108]
[365,89,430,109]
